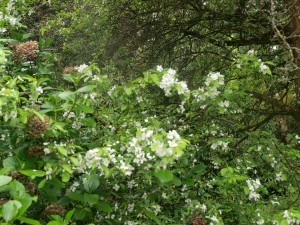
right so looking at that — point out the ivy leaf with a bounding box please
[154,169,174,183]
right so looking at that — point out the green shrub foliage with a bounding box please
[0,1,300,225]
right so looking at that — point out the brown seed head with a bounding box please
[44,204,66,215]
[26,115,50,138]
[9,172,27,180]
[28,145,45,156]
[190,215,207,225]
[13,41,39,62]
[63,66,79,74]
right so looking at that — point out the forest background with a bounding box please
[0,0,300,224]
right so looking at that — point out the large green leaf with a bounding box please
[3,157,20,171]
[58,91,75,101]
[66,191,84,202]
[83,175,99,192]
[84,193,99,206]
[0,176,12,187]
[18,217,41,225]
[9,180,27,199]
[95,201,113,213]
[56,146,68,157]
[19,170,46,178]
[2,200,22,222]
[154,169,174,183]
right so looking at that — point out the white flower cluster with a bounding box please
[126,127,185,167]
[152,130,184,159]
[158,66,190,97]
[0,1,26,30]
[206,215,219,224]
[126,128,156,166]
[210,140,229,151]
[193,72,225,106]
[246,178,261,201]
[76,147,114,174]
[257,59,270,75]
[78,63,93,77]
[281,210,300,224]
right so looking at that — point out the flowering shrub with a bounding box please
[0,2,300,225]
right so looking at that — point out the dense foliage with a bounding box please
[0,0,300,225]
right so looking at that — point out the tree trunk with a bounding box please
[288,0,300,108]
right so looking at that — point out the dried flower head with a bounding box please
[13,41,38,62]
[63,66,79,74]
[25,181,37,194]
[44,204,66,215]
[28,145,45,156]
[190,215,207,225]
[9,172,27,180]
[26,115,50,138]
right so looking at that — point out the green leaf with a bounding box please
[84,193,99,206]
[125,87,132,95]
[9,180,27,199]
[63,74,75,84]
[76,104,93,113]
[3,157,20,171]
[64,209,75,223]
[17,108,27,124]
[61,172,70,183]
[62,164,72,174]
[58,91,75,101]
[280,219,289,225]
[0,168,10,175]
[95,201,113,213]
[19,170,45,178]
[145,210,162,225]
[66,191,84,202]
[154,169,174,183]
[81,118,96,127]
[83,175,99,192]
[2,200,22,222]
[74,208,87,220]
[38,179,47,189]
[171,176,182,186]
[191,164,207,174]
[47,221,62,225]
[57,146,67,157]
[18,217,41,225]
[70,157,79,166]
[0,176,12,187]
[77,85,97,93]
